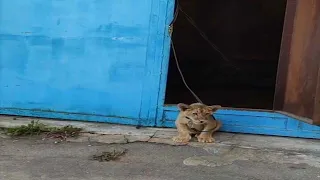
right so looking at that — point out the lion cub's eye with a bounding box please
[192,112,198,115]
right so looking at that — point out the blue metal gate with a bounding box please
[1,0,319,140]
[0,0,169,126]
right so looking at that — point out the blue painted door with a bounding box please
[0,0,168,125]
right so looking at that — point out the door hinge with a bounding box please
[168,25,173,36]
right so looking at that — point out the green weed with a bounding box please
[6,120,82,139]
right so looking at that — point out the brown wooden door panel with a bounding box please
[275,0,320,125]
[314,69,320,124]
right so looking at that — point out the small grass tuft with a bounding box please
[91,149,127,162]
[6,120,47,136]
[6,120,82,140]
[45,125,82,140]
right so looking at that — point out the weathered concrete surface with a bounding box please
[0,116,159,136]
[1,116,320,153]
[0,137,320,180]
[1,116,320,180]
[184,146,320,168]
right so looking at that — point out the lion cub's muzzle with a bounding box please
[185,116,205,124]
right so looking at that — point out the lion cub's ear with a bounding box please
[177,103,190,111]
[206,105,222,113]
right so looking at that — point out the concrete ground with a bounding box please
[1,116,320,180]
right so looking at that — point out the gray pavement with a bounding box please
[1,116,320,180]
[1,136,320,180]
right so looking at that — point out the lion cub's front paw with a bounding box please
[197,135,215,143]
[172,135,191,143]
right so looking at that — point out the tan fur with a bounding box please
[172,103,222,143]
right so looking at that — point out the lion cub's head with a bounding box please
[177,103,221,124]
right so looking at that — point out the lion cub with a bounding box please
[172,103,222,143]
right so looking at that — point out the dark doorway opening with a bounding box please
[164,0,287,109]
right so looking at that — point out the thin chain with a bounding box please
[170,39,204,104]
